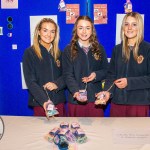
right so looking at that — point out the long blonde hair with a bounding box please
[71,16,101,60]
[121,12,144,62]
[33,18,60,61]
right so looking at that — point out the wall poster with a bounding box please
[94,4,107,24]
[66,4,80,24]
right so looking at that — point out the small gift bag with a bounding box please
[46,127,60,143]
[95,82,114,105]
[78,83,87,102]
[45,89,59,117]
[73,128,87,144]
[54,128,77,150]
[71,122,80,133]
[60,122,69,129]
[53,129,70,149]
[95,93,106,105]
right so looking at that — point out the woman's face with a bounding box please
[124,16,138,41]
[76,20,92,44]
[38,22,56,49]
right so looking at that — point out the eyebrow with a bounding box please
[124,21,137,23]
[42,28,56,31]
[77,25,91,27]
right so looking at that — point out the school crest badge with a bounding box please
[93,53,100,60]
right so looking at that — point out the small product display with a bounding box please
[58,0,66,11]
[72,128,87,144]
[95,82,114,105]
[48,127,60,142]
[53,130,69,149]
[78,82,88,102]
[46,122,87,150]
[45,89,59,117]
[124,0,133,13]
[71,122,80,133]
[95,93,106,105]
[78,89,87,102]
[46,100,59,117]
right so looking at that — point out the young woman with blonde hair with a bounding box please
[96,12,150,117]
[23,18,66,117]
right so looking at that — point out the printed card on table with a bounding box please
[94,4,107,24]
[66,4,80,24]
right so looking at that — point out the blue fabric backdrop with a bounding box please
[0,0,150,116]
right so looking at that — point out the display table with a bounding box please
[0,116,150,150]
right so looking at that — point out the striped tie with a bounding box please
[82,46,89,55]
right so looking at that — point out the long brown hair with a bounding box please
[32,18,60,61]
[71,16,101,60]
[121,12,144,62]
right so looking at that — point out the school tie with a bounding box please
[82,46,90,55]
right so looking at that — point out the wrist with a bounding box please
[92,72,96,80]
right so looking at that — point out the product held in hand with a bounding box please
[79,89,87,101]
[95,93,106,105]
[46,100,59,117]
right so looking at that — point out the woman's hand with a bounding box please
[43,100,58,119]
[82,72,96,83]
[43,82,58,91]
[114,78,127,89]
[73,92,87,102]
[73,92,81,101]
[95,91,110,105]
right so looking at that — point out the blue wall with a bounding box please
[0,0,150,116]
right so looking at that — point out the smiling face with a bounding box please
[123,16,138,43]
[76,19,92,45]
[38,22,56,49]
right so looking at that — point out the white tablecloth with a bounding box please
[0,116,150,150]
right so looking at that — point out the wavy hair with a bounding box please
[71,16,101,60]
[121,12,144,62]
[32,18,60,61]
